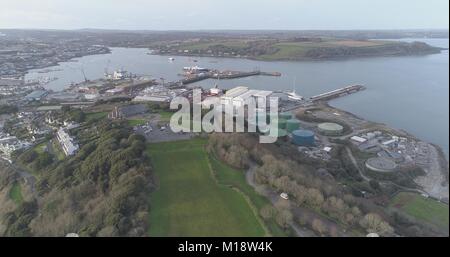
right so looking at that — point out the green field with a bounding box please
[209,155,289,236]
[127,119,147,126]
[85,111,108,122]
[390,192,449,229]
[50,139,66,161]
[180,40,249,51]
[9,182,23,205]
[147,138,266,236]
[34,141,48,154]
[156,110,174,122]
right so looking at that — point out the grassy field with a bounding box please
[208,155,289,236]
[34,141,48,154]
[127,119,147,126]
[181,40,249,51]
[9,182,23,205]
[258,39,396,60]
[147,138,266,236]
[156,110,174,123]
[50,139,66,161]
[390,192,449,229]
[85,111,108,122]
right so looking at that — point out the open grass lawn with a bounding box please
[34,141,48,154]
[85,111,108,122]
[209,155,289,237]
[50,139,66,161]
[9,182,23,205]
[147,138,266,236]
[127,119,147,126]
[390,192,449,229]
[156,110,174,123]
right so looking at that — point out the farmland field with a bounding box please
[147,138,266,236]
[390,192,449,229]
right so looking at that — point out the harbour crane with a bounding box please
[80,67,88,82]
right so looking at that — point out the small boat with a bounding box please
[286,77,303,101]
[168,57,175,61]
[287,92,304,101]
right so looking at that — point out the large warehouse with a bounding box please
[220,86,274,115]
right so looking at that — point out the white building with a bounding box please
[57,128,78,156]
[219,87,274,115]
[351,136,367,144]
[0,136,31,158]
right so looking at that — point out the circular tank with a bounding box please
[365,157,397,172]
[270,118,287,129]
[292,129,315,146]
[286,119,301,132]
[279,112,292,120]
[264,128,288,138]
[318,122,344,136]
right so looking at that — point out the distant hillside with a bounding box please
[151,38,444,61]
[259,40,444,61]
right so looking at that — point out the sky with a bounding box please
[0,0,448,30]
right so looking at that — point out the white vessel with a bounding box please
[286,77,303,101]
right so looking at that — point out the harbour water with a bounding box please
[25,39,449,157]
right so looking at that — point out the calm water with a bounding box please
[25,39,449,157]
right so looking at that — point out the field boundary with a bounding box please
[206,153,271,237]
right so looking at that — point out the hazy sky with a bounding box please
[0,0,448,30]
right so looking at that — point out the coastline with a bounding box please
[148,48,445,63]
[313,102,449,200]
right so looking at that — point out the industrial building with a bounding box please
[292,129,315,146]
[133,85,187,103]
[25,90,48,101]
[56,127,78,156]
[317,122,344,136]
[219,86,275,116]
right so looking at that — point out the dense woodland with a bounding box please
[0,119,153,236]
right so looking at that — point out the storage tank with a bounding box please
[264,128,288,138]
[292,130,315,146]
[279,112,292,120]
[286,119,301,132]
[318,122,344,136]
[270,118,287,129]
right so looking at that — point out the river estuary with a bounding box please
[25,38,449,158]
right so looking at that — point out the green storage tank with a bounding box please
[279,112,292,120]
[264,128,288,138]
[270,118,287,130]
[286,119,301,132]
